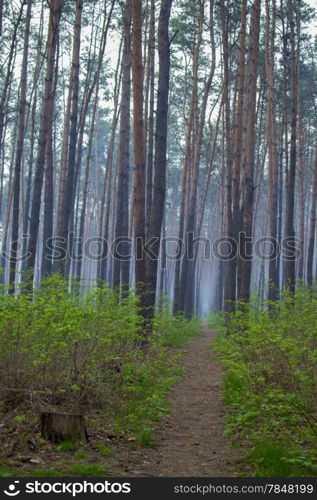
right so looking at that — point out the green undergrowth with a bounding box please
[214,291,317,477]
[208,311,227,333]
[0,275,200,476]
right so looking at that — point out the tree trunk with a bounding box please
[145,0,155,239]
[20,34,44,274]
[238,0,261,302]
[173,1,203,315]
[131,0,147,326]
[181,0,216,318]
[284,0,298,293]
[307,132,317,287]
[41,412,88,444]
[146,0,173,323]
[225,0,247,311]
[265,0,279,301]
[98,46,122,284]
[55,0,82,275]
[25,0,64,285]
[41,33,60,278]
[113,0,132,294]
[9,0,32,292]
[75,88,99,283]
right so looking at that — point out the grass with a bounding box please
[63,464,111,477]
[58,440,78,452]
[73,451,88,459]
[138,428,156,448]
[95,443,113,457]
[0,467,12,477]
[32,467,61,477]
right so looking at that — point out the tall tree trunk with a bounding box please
[145,0,155,239]
[9,0,32,292]
[296,13,304,283]
[25,0,64,284]
[307,132,317,288]
[75,88,99,282]
[146,0,173,323]
[220,0,234,313]
[173,1,203,315]
[0,0,3,36]
[297,93,305,282]
[181,0,215,318]
[131,0,147,323]
[226,0,247,311]
[98,45,122,283]
[265,0,279,301]
[41,33,60,278]
[284,0,298,293]
[159,207,166,307]
[238,0,261,302]
[0,3,24,162]
[20,21,45,274]
[0,121,16,284]
[55,0,82,275]
[99,118,121,285]
[113,0,132,293]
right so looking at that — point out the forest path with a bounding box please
[124,324,243,477]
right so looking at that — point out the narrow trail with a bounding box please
[125,325,243,477]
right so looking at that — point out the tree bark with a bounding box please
[145,0,155,240]
[307,132,317,287]
[131,0,147,324]
[9,0,32,292]
[113,0,132,293]
[173,1,203,315]
[55,0,82,275]
[265,0,279,301]
[284,0,298,293]
[238,0,261,302]
[25,0,64,285]
[146,0,173,323]
[41,412,88,444]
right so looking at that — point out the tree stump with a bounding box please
[40,412,88,444]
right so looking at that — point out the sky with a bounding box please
[307,0,317,33]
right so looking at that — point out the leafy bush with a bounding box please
[208,311,226,333]
[0,275,200,475]
[154,311,200,347]
[215,291,317,477]
[0,275,139,413]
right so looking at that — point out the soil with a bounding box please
[117,325,245,477]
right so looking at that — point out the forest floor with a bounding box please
[112,325,246,477]
[2,325,248,477]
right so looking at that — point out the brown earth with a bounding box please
[118,325,245,477]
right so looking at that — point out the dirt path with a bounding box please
[124,325,243,477]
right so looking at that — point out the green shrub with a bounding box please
[0,276,200,475]
[215,291,317,477]
[154,311,200,347]
[208,311,226,333]
[0,275,139,412]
